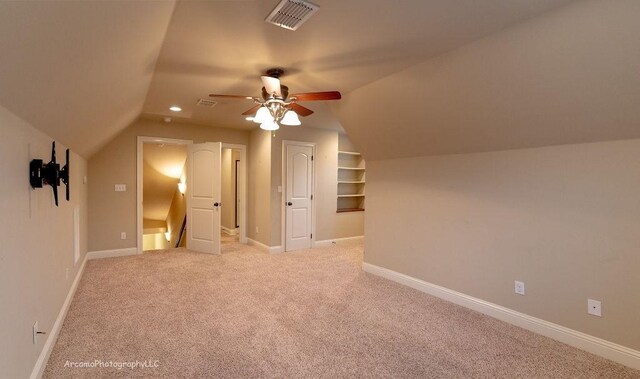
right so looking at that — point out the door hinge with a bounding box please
[310,233,313,239]
[311,155,314,161]
[310,194,313,200]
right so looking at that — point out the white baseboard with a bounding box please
[221,226,238,236]
[246,238,282,254]
[86,247,138,260]
[314,235,364,248]
[362,263,640,370]
[30,254,89,379]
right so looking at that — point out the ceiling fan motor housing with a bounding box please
[266,68,284,78]
[262,85,289,100]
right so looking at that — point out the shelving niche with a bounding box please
[337,150,365,212]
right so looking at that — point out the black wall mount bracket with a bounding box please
[29,141,70,206]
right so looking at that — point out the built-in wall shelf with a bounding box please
[337,150,365,212]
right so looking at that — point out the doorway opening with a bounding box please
[221,143,247,249]
[221,147,241,247]
[139,138,190,252]
[137,138,247,254]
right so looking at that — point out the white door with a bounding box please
[285,143,314,251]
[186,142,222,254]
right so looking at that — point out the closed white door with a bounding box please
[285,143,314,251]
[186,142,221,254]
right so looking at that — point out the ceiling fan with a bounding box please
[209,68,341,131]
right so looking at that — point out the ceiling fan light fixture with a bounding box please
[253,107,272,124]
[281,110,301,126]
[260,120,280,131]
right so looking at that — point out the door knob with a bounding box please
[287,202,292,206]
[214,202,220,207]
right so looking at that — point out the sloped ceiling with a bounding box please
[0,0,580,158]
[335,0,640,160]
[0,1,176,157]
[143,0,574,133]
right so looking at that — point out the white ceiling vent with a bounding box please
[265,0,319,31]
[196,98,217,107]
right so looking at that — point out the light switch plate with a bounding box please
[115,184,126,192]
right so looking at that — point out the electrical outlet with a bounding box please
[515,280,525,295]
[255,226,259,234]
[588,299,602,317]
[33,321,46,344]
[33,321,38,344]
[120,232,126,240]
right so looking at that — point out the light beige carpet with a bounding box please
[43,241,639,378]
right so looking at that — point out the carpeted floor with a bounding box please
[43,240,639,378]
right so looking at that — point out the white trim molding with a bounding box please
[30,255,88,379]
[247,238,283,254]
[314,235,364,248]
[86,247,138,260]
[362,262,640,370]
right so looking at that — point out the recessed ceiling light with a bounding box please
[169,106,182,112]
[245,116,254,121]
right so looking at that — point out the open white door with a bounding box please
[285,143,314,251]
[186,142,222,254]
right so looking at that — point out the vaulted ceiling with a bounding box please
[0,0,604,159]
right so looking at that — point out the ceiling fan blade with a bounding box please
[291,91,341,101]
[290,103,314,117]
[241,104,261,116]
[209,94,253,100]
[261,75,282,97]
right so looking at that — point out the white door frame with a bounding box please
[136,137,248,253]
[136,136,193,254]
[222,143,248,244]
[281,140,316,252]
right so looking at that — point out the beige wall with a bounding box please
[365,139,640,351]
[270,127,364,246]
[247,130,271,245]
[0,105,88,377]
[88,117,248,251]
